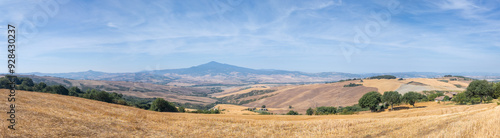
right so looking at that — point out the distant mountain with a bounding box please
[21,61,500,86]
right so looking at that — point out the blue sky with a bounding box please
[1,0,500,73]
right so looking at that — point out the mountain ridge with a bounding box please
[19,61,500,85]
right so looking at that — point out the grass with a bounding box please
[1,89,499,137]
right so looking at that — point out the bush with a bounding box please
[286,110,299,115]
[149,98,178,112]
[262,105,266,108]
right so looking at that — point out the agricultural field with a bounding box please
[2,89,498,137]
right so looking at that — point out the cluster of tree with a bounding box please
[305,104,369,115]
[359,91,427,112]
[458,80,499,104]
[368,75,397,80]
[343,83,362,87]
[286,110,299,115]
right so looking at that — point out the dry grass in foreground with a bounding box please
[1,89,499,137]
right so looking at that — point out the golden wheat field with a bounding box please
[1,89,499,137]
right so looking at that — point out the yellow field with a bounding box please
[1,89,499,137]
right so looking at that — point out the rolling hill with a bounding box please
[23,61,498,86]
[2,89,499,137]
[21,75,216,105]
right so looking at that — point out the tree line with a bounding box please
[357,80,500,112]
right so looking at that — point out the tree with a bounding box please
[286,110,299,115]
[306,107,314,115]
[402,92,421,107]
[289,105,292,109]
[465,80,493,103]
[427,93,444,101]
[451,92,467,104]
[315,106,337,115]
[68,86,83,96]
[51,85,69,95]
[34,82,47,92]
[358,91,382,112]
[150,98,178,112]
[382,91,402,110]
[494,82,500,99]
[443,96,450,104]
[261,105,266,108]
[178,107,186,113]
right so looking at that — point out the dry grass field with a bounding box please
[1,89,499,137]
[243,81,377,113]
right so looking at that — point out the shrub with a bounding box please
[262,105,266,108]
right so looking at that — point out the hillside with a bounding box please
[1,89,499,137]
[243,81,377,113]
[23,75,216,105]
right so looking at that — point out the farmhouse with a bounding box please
[434,96,445,102]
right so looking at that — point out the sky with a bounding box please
[1,0,500,74]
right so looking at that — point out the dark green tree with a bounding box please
[465,80,493,103]
[358,91,382,112]
[402,92,421,107]
[382,91,402,110]
[306,107,314,115]
[150,98,178,112]
[51,85,69,95]
[261,105,266,108]
[68,86,83,96]
[451,92,467,104]
[34,82,47,92]
[286,110,299,115]
[178,107,186,113]
[493,82,500,99]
